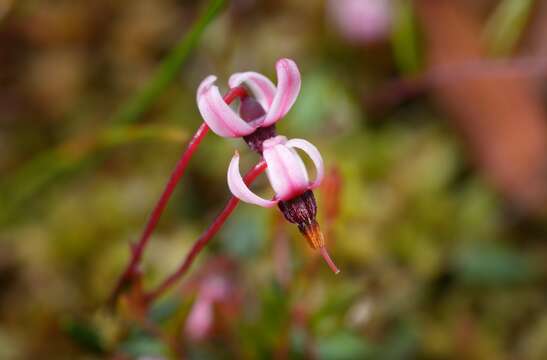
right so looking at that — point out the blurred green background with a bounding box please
[1,0,546,358]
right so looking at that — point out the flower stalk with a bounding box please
[198,58,340,274]
[112,58,340,306]
[144,160,267,302]
[110,86,248,304]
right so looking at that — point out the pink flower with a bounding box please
[195,59,340,274]
[185,296,213,341]
[328,0,392,44]
[227,135,323,206]
[196,58,301,138]
[227,135,340,274]
[184,276,230,341]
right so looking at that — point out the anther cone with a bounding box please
[299,220,340,274]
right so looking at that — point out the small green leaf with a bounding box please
[318,332,378,360]
[391,0,422,74]
[63,318,106,354]
[453,243,537,286]
[219,206,267,258]
[483,0,536,55]
[120,332,168,358]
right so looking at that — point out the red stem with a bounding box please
[110,86,248,303]
[144,160,267,302]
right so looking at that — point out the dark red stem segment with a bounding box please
[109,86,248,303]
[145,160,267,302]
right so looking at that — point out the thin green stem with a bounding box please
[0,0,226,224]
[111,0,226,125]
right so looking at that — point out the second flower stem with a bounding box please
[144,160,267,303]
[110,86,247,303]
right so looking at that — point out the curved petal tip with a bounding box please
[197,75,217,100]
[227,152,278,208]
[285,138,324,189]
[228,72,276,112]
[196,76,255,138]
[262,58,301,127]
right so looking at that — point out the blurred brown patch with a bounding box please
[415,0,547,214]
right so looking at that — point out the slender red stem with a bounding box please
[109,86,248,303]
[144,160,267,302]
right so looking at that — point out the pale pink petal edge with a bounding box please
[228,72,276,112]
[264,144,310,201]
[197,76,256,138]
[227,152,278,208]
[262,58,302,127]
[285,138,324,189]
[185,299,213,341]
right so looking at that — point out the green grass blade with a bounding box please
[483,0,536,56]
[0,0,225,224]
[112,0,226,125]
[0,126,187,226]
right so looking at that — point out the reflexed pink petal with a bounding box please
[263,137,309,201]
[185,298,213,341]
[227,152,278,208]
[285,138,324,189]
[196,75,216,99]
[262,58,301,127]
[262,135,287,148]
[197,76,256,138]
[228,72,276,112]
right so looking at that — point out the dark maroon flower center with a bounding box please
[278,190,324,249]
[239,96,276,154]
